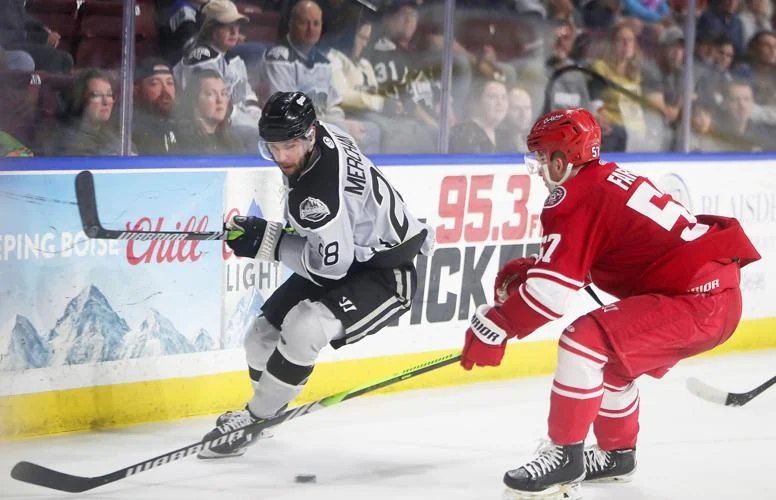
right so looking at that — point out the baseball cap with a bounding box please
[660,26,684,46]
[202,0,248,24]
[135,57,173,82]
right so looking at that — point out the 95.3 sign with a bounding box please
[435,173,543,244]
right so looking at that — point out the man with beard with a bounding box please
[132,58,179,154]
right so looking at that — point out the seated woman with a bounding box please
[175,69,246,154]
[449,78,508,154]
[47,68,134,156]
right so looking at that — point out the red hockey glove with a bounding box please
[494,256,536,305]
[461,304,513,370]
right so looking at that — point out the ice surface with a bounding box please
[1,350,774,499]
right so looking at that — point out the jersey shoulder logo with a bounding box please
[322,136,335,149]
[187,46,214,63]
[265,45,290,61]
[299,197,330,223]
[544,186,567,208]
[373,37,397,52]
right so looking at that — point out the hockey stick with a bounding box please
[11,352,462,493]
[686,375,776,407]
[75,170,242,241]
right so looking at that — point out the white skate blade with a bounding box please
[503,482,582,500]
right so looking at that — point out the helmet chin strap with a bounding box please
[541,162,574,187]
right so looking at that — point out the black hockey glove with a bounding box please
[226,215,284,261]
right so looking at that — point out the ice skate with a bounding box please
[583,445,636,482]
[503,442,584,499]
[197,409,269,459]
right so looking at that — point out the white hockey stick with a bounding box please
[686,375,776,407]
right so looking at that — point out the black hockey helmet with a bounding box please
[259,91,317,143]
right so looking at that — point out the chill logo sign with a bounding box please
[123,215,211,265]
[400,172,545,326]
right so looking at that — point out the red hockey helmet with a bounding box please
[526,108,601,167]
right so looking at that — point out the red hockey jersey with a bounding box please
[499,160,761,338]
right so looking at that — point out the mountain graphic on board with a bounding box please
[121,309,195,358]
[222,288,264,349]
[194,328,215,352]
[0,315,51,370]
[48,285,130,366]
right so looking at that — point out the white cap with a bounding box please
[202,0,248,24]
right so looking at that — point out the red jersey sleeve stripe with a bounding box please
[527,268,584,289]
[518,284,563,320]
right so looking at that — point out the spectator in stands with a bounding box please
[362,0,438,152]
[697,35,737,110]
[317,0,374,51]
[713,78,771,150]
[696,0,746,58]
[48,69,133,156]
[643,26,685,127]
[0,0,73,73]
[622,0,670,23]
[496,86,533,153]
[449,78,508,153]
[133,57,179,155]
[0,130,33,156]
[747,30,776,127]
[739,0,773,45]
[0,44,34,71]
[174,0,261,131]
[175,69,246,154]
[579,0,623,30]
[157,0,207,64]
[544,19,592,112]
[590,22,645,151]
[327,20,386,130]
[674,99,731,151]
[547,0,584,27]
[667,0,708,26]
[262,0,380,152]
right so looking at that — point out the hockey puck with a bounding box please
[294,474,317,483]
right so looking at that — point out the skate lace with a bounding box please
[523,442,565,479]
[584,446,611,473]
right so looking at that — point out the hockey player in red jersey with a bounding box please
[460,108,761,498]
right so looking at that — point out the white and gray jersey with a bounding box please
[280,122,434,286]
[261,37,345,124]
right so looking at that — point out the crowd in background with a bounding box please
[0,0,774,157]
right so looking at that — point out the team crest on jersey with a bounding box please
[299,197,330,222]
[266,45,290,60]
[188,46,212,62]
[322,136,335,149]
[544,186,566,208]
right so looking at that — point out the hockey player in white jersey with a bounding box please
[198,91,434,458]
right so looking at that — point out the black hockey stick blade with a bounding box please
[10,352,461,493]
[686,375,776,407]
[11,461,110,493]
[74,170,235,241]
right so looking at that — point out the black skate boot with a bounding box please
[197,409,263,459]
[583,445,636,482]
[503,442,585,499]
